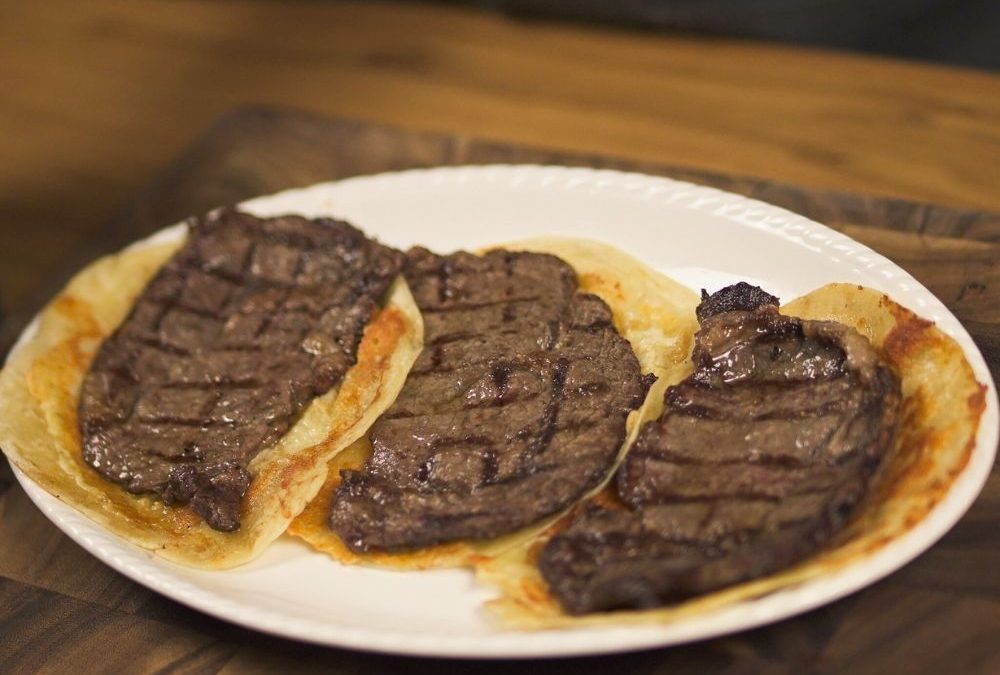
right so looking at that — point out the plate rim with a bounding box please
[7,164,999,659]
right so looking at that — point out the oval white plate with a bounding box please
[10,166,999,658]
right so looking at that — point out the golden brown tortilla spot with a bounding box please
[521,577,550,605]
[289,238,701,570]
[52,295,102,339]
[0,239,423,569]
[883,312,934,366]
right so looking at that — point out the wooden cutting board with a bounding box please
[1,106,997,674]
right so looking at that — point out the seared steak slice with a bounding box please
[539,283,901,614]
[329,247,649,551]
[79,208,404,531]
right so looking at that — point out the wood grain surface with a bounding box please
[3,0,1000,336]
[0,107,998,674]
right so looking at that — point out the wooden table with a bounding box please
[1,2,999,672]
[3,1,1000,323]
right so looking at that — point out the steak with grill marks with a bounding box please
[538,282,901,614]
[78,208,404,532]
[328,247,650,551]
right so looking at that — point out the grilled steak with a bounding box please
[329,247,650,551]
[539,282,901,614]
[79,208,404,531]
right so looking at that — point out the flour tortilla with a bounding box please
[288,237,701,569]
[0,229,424,569]
[476,283,987,629]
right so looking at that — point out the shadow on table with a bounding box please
[440,0,1000,70]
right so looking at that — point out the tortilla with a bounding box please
[287,237,701,569]
[0,230,424,569]
[476,283,987,628]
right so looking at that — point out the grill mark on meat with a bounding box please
[78,208,404,531]
[133,335,192,357]
[620,463,860,503]
[527,359,569,457]
[666,380,855,422]
[501,253,518,322]
[624,446,820,469]
[382,391,545,420]
[168,300,232,321]
[328,248,648,551]
[435,433,499,449]
[491,362,512,400]
[538,283,901,614]
[410,346,445,375]
[427,331,474,347]
[670,401,848,422]
[213,345,268,354]
[196,264,250,286]
[427,328,525,348]
[419,297,542,314]
[149,301,172,333]
[545,319,561,351]
[481,450,501,485]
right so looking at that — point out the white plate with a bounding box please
[10,166,999,658]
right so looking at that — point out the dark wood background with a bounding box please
[1,108,998,674]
